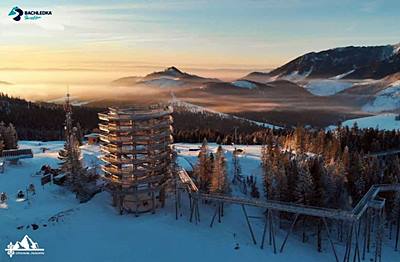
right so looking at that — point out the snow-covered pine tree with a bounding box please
[294,126,306,153]
[75,122,84,146]
[3,123,18,149]
[58,127,84,183]
[58,93,84,187]
[294,160,314,205]
[194,138,212,192]
[263,145,288,202]
[322,159,338,207]
[0,122,18,150]
[210,146,230,194]
[324,159,350,209]
[308,157,325,207]
[351,152,366,203]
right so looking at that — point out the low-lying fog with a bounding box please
[0,67,259,102]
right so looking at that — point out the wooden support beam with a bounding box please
[195,199,200,223]
[210,204,219,228]
[362,210,370,260]
[241,204,257,245]
[260,210,268,250]
[280,213,299,253]
[353,221,361,262]
[344,222,354,262]
[322,217,339,262]
[189,198,195,223]
[269,210,277,254]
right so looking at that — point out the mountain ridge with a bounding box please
[111,66,220,87]
[245,43,400,81]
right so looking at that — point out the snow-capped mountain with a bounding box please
[245,43,400,81]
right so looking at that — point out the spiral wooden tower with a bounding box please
[98,104,173,214]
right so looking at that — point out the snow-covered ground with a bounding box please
[231,80,257,89]
[363,81,400,112]
[140,77,185,89]
[171,99,280,129]
[328,114,400,130]
[281,68,313,82]
[1,141,399,261]
[330,69,355,80]
[304,79,353,96]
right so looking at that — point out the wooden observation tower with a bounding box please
[98,104,174,214]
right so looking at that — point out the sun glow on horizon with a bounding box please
[1,0,399,99]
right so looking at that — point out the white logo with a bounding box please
[4,235,45,258]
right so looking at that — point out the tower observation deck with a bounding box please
[98,104,174,214]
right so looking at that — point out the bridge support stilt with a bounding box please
[279,213,299,253]
[242,204,257,245]
[323,218,339,262]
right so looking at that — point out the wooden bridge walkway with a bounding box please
[176,168,400,262]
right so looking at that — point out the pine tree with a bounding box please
[4,123,18,149]
[58,94,84,187]
[59,128,83,180]
[351,152,365,203]
[75,122,84,145]
[210,146,230,194]
[232,148,241,183]
[295,160,314,205]
[295,126,305,153]
[194,138,212,192]
[0,122,18,150]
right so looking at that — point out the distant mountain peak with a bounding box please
[164,66,183,74]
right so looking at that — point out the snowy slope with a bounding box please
[334,114,400,130]
[363,81,400,112]
[231,80,257,89]
[330,69,355,80]
[172,100,280,128]
[304,79,353,96]
[139,77,185,88]
[1,141,400,262]
[281,68,312,81]
[47,97,93,106]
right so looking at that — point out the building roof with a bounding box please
[84,133,100,138]
[0,149,34,160]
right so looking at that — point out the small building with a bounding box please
[0,149,33,161]
[84,133,100,145]
[0,149,34,166]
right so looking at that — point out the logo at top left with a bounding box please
[8,6,23,21]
